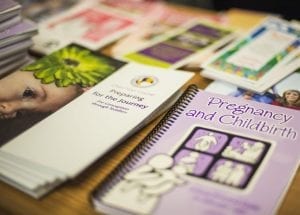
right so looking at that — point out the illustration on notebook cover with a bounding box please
[101,153,187,214]
[92,85,299,215]
[100,126,272,214]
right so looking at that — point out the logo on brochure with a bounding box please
[131,75,158,88]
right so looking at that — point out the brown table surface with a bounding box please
[0,5,299,215]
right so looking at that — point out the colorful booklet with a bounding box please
[205,68,300,111]
[122,20,235,69]
[92,85,300,215]
[202,17,300,93]
[0,44,193,198]
[32,2,137,54]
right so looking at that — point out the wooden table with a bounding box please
[0,5,299,215]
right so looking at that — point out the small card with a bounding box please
[202,17,300,92]
[32,2,136,54]
[122,21,235,69]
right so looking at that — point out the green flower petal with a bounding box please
[41,75,55,84]
[21,45,119,87]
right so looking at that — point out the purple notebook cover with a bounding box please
[92,85,300,215]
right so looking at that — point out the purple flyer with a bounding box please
[139,43,194,64]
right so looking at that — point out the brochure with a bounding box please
[0,44,193,198]
[202,17,300,93]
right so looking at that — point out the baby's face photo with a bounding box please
[0,44,126,120]
[0,71,82,119]
[0,44,125,147]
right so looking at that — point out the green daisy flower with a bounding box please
[22,45,117,87]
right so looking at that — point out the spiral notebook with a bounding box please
[91,85,300,215]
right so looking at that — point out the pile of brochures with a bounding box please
[0,43,193,198]
[0,0,37,77]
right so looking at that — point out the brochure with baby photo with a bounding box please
[92,85,300,215]
[202,17,300,93]
[0,44,194,198]
[122,21,235,69]
[32,2,137,54]
[205,68,300,111]
[0,44,125,143]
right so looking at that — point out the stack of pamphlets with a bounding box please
[0,0,20,31]
[0,0,37,77]
[0,44,193,198]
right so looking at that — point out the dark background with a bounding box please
[168,0,299,20]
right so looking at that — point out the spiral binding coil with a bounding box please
[92,85,199,199]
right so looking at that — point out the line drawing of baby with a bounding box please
[241,142,264,163]
[222,145,242,159]
[177,151,200,173]
[211,161,246,187]
[102,154,187,214]
[194,132,217,152]
[211,160,233,183]
[222,141,264,164]
[225,164,246,187]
